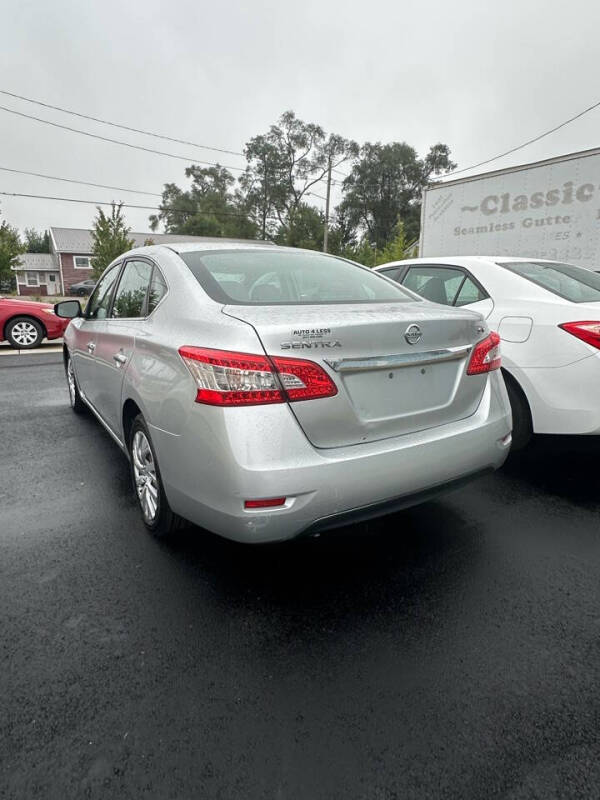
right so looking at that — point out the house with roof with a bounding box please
[13,227,249,296]
[12,253,62,296]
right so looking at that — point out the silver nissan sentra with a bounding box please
[56,242,512,543]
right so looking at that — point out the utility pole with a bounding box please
[323,157,332,253]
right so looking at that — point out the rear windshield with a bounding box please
[500,260,600,303]
[180,249,415,305]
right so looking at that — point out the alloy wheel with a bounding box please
[67,358,76,407]
[11,321,39,347]
[132,430,159,523]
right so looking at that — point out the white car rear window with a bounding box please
[500,261,600,303]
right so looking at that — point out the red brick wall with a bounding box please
[19,285,48,296]
[61,254,94,293]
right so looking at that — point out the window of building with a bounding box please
[26,272,39,287]
[74,256,92,269]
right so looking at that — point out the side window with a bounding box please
[86,264,120,320]
[455,277,487,306]
[147,267,168,313]
[402,266,465,306]
[378,267,404,282]
[111,260,153,319]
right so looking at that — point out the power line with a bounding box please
[0,104,247,173]
[0,88,245,158]
[440,98,600,179]
[0,190,271,218]
[0,165,162,197]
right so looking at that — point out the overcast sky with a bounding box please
[1,0,599,236]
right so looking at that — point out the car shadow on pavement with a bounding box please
[501,434,600,509]
[157,498,482,632]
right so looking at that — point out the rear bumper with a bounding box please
[510,354,600,435]
[154,371,511,543]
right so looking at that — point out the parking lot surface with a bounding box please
[2,355,600,800]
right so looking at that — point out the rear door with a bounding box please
[89,258,155,435]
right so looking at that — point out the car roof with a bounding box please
[168,241,281,255]
[376,255,572,268]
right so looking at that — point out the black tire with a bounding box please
[5,316,44,349]
[504,372,532,451]
[77,289,87,296]
[129,415,184,538]
[65,353,86,414]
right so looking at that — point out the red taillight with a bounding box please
[558,321,600,350]
[270,356,338,401]
[244,497,286,509]
[178,347,337,406]
[467,331,501,375]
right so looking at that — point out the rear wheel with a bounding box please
[504,372,532,451]
[5,316,44,349]
[129,415,184,538]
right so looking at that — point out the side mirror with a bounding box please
[54,300,82,319]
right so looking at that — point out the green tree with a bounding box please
[242,111,358,240]
[375,220,409,265]
[0,220,24,288]
[275,203,324,250]
[339,141,456,249]
[23,228,50,253]
[90,204,135,279]
[149,165,257,239]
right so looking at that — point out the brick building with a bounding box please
[13,227,229,296]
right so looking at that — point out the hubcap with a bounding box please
[132,431,159,523]
[67,358,76,407]
[11,321,39,346]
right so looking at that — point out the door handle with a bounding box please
[113,352,128,365]
[87,342,96,353]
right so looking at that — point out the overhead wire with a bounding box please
[0,88,245,157]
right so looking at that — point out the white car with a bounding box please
[376,257,600,448]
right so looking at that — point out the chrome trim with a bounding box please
[325,344,472,373]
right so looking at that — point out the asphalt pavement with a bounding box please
[2,355,600,800]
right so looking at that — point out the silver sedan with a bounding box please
[55,243,512,543]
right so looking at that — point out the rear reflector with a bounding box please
[244,497,286,509]
[467,332,501,375]
[178,347,337,406]
[558,321,600,350]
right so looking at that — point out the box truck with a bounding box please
[420,146,600,268]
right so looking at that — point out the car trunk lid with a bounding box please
[224,302,489,448]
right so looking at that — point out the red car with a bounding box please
[0,296,70,350]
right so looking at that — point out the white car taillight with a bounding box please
[467,332,501,375]
[178,347,337,406]
[558,321,600,349]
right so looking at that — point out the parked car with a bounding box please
[0,296,69,349]
[56,244,512,543]
[376,256,600,448]
[69,279,96,296]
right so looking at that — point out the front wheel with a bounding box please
[129,415,184,538]
[6,317,44,349]
[66,354,86,413]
